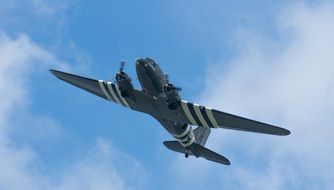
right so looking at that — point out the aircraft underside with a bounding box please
[50,58,290,165]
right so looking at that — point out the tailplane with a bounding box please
[190,143,230,165]
[163,141,187,154]
[163,141,230,165]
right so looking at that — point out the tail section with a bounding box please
[190,143,230,165]
[163,140,230,165]
[193,127,211,146]
[163,141,187,154]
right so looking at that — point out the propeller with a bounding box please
[165,73,169,83]
[116,61,127,82]
[164,83,182,92]
[170,86,182,91]
[119,60,126,73]
[164,74,182,91]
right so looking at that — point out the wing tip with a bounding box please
[275,126,291,136]
[49,69,62,78]
[49,69,76,82]
[280,128,291,136]
[225,159,231,165]
[49,68,56,74]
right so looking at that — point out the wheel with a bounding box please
[185,153,189,158]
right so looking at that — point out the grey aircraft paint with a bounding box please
[50,57,290,165]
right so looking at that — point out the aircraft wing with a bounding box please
[179,100,290,136]
[50,69,154,113]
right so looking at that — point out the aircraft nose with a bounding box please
[136,58,152,73]
[136,58,147,67]
[135,58,147,75]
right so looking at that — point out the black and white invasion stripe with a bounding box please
[172,125,195,147]
[181,100,219,128]
[98,80,131,108]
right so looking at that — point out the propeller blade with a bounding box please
[165,73,169,82]
[119,61,126,73]
[173,87,182,91]
[164,84,182,92]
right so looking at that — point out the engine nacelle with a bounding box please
[116,72,134,98]
[164,83,181,110]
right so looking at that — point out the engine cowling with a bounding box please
[164,83,181,110]
[116,72,134,98]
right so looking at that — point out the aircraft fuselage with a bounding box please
[136,58,167,97]
[135,58,195,146]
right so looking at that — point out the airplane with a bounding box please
[50,58,290,165]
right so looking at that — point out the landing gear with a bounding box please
[185,153,189,158]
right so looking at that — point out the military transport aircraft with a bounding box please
[50,58,290,165]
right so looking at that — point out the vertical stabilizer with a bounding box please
[193,127,211,146]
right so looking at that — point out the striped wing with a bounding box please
[50,69,131,108]
[180,100,290,136]
[97,80,131,108]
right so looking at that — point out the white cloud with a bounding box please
[204,3,334,189]
[191,1,334,190]
[0,32,58,190]
[0,0,72,23]
[0,33,144,190]
[53,138,145,190]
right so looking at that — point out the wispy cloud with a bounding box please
[53,138,145,190]
[192,1,334,189]
[0,32,145,190]
[0,0,72,32]
[0,0,92,74]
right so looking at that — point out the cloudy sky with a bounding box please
[0,0,333,189]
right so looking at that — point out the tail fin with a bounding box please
[193,127,211,146]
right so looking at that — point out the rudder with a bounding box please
[193,127,211,146]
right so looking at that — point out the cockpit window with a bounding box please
[146,58,158,67]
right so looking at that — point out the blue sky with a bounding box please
[0,0,333,189]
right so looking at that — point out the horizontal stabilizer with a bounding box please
[163,141,230,165]
[163,141,187,154]
[190,143,230,165]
